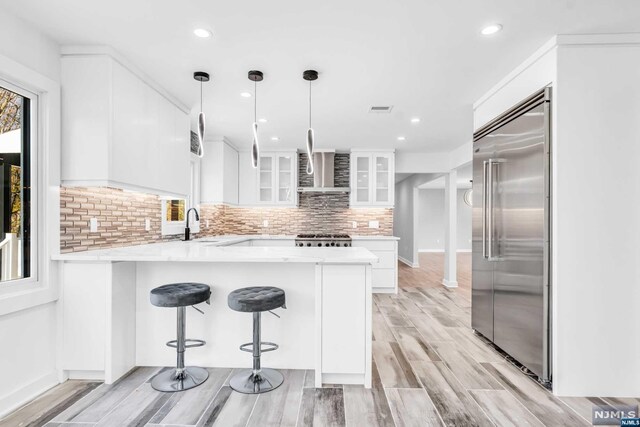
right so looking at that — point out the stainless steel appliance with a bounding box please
[295,234,352,247]
[472,88,551,384]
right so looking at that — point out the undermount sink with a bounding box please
[193,238,221,244]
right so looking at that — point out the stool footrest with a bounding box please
[166,339,206,349]
[239,341,278,353]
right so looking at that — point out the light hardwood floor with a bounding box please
[3,253,634,426]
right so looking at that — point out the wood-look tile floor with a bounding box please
[4,253,636,426]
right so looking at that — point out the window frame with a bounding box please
[0,78,39,291]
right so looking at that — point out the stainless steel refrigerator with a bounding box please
[472,88,551,384]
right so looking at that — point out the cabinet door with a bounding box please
[111,62,146,187]
[351,154,372,205]
[258,155,275,203]
[276,153,295,204]
[373,154,393,205]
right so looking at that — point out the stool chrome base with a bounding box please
[229,368,284,394]
[151,366,209,392]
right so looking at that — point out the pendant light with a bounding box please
[193,71,209,158]
[248,70,263,168]
[303,70,318,175]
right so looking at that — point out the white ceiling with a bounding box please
[4,0,640,153]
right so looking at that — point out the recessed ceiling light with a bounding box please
[481,24,503,36]
[397,136,406,141]
[258,118,268,123]
[193,28,212,38]
[240,91,252,98]
[271,136,280,141]
[411,118,420,123]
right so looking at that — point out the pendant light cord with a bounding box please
[254,80,257,122]
[309,81,312,128]
[200,80,203,111]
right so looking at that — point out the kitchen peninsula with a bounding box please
[54,236,377,388]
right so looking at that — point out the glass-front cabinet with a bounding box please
[257,152,297,205]
[350,151,395,207]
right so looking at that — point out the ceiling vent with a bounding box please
[369,105,393,113]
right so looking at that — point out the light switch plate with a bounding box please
[206,219,210,228]
[89,218,98,233]
[263,220,269,228]
[145,218,151,231]
[368,220,380,229]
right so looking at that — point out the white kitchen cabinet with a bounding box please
[200,138,239,205]
[350,151,395,207]
[239,151,297,206]
[61,48,191,197]
[352,238,398,293]
[61,261,136,383]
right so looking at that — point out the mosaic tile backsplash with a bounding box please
[60,153,393,253]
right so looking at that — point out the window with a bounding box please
[0,82,34,283]
[165,199,185,222]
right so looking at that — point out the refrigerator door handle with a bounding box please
[482,160,489,259]
[487,159,493,259]
[487,158,505,260]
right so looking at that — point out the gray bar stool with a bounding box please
[228,286,286,394]
[149,282,211,392]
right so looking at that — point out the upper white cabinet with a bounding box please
[350,151,395,207]
[200,138,239,205]
[239,151,297,206]
[61,48,190,197]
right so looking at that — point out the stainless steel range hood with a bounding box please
[297,151,350,193]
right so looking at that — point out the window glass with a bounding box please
[165,199,185,222]
[0,85,31,282]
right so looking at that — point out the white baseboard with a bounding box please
[442,279,459,288]
[398,256,419,268]
[0,371,59,419]
[418,249,472,253]
[373,287,398,294]
[322,373,364,385]
[66,370,106,381]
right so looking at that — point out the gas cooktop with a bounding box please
[295,233,352,247]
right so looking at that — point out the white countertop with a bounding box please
[53,235,379,264]
[350,235,400,240]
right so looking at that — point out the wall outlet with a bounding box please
[206,219,210,228]
[263,220,269,228]
[351,221,358,229]
[145,218,151,231]
[368,220,380,229]
[89,218,98,233]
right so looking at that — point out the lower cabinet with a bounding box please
[318,264,372,387]
[351,238,398,294]
[61,262,136,383]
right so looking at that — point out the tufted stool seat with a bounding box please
[151,282,211,308]
[228,286,286,394]
[228,286,286,312]
[149,282,211,393]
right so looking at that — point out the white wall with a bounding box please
[417,189,471,252]
[474,34,640,397]
[393,177,416,266]
[0,13,60,82]
[0,10,61,417]
[552,40,640,397]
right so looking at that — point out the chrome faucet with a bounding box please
[184,207,200,241]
